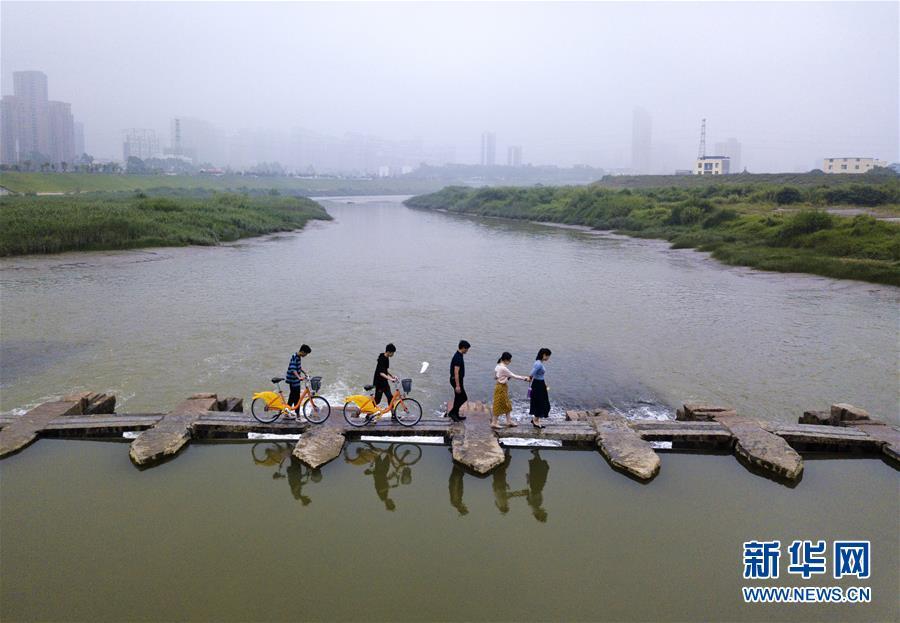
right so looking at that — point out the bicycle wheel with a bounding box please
[343,401,369,427]
[393,443,422,466]
[303,395,331,424]
[251,397,281,423]
[393,398,422,427]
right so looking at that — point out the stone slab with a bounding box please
[852,424,900,466]
[715,413,803,481]
[292,426,346,468]
[0,399,85,457]
[831,403,871,423]
[677,403,737,421]
[590,410,661,481]
[450,402,506,474]
[129,395,220,465]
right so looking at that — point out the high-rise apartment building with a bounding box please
[481,132,496,166]
[74,122,85,158]
[123,129,161,161]
[48,101,76,165]
[0,96,20,165]
[507,145,523,166]
[714,138,742,173]
[631,106,652,174]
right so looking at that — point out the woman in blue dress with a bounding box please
[529,348,552,428]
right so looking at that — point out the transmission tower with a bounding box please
[697,118,707,159]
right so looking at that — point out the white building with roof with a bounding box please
[694,156,730,175]
[822,157,887,174]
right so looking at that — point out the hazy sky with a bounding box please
[2,1,897,170]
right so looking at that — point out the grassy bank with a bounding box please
[0,171,444,196]
[0,192,331,256]
[405,182,900,286]
[594,170,899,190]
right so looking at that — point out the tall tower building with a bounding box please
[507,145,523,166]
[480,131,496,166]
[631,106,652,174]
[714,138,742,174]
[12,71,51,161]
[0,96,20,165]
[48,101,76,165]
[74,122,85,158]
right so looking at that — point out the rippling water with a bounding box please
[1,196,897,424]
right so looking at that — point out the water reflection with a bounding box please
[343,442,422,511]
[250,442,322,505]
[450,449,550,521]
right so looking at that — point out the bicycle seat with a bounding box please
[364,384,374,391]
[271,377,285,383]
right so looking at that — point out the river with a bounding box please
[1,196,898,621]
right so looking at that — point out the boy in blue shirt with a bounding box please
[286,344,311,415]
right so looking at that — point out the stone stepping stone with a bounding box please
[450,401,506,474]
[129,394,220,466]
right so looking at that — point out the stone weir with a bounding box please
[0,394,897,485]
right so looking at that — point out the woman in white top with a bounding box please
[492,352,531,429]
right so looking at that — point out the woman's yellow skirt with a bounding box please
[492,382,513,416]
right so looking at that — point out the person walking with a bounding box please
[447,340,470,422]
[491,352,530,429]
[372,343,398,407]
[529,348,552,428]
[285,344,311,416]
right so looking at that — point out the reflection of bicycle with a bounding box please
[344,441,422,509]
[251,374,331,424]
[343,378,422,427]
[251,442,292,477]
[251,442,322,505]
[344,441,422,469]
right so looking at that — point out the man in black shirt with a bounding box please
[447,340,471,421]
[373,343,397,407]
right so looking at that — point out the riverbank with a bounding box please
[405,183,900,286]
[0,192,331,256]
[0,171,444,196]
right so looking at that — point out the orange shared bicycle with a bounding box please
[250,374,331,424]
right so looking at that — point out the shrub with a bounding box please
[774,186,803,205]
[778,210,834,240]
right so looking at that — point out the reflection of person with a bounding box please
[492,461,528,514]
[492,352,530,429]
[370,453,396,511]
[526,449,549,522]
[529,348,552,428]
[447,340,471,422]
[287,460,321,506]
[449,463,469,515]
[373,343,398,407]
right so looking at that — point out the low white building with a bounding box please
[694,156,730,175]
[823,157,888,174]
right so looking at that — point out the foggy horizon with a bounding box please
[2,1,897,173]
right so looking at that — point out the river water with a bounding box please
[1,196,898,621]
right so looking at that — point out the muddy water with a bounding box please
[1,440,898,622]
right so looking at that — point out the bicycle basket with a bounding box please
[401,378,412,394]
[310,376,322,392]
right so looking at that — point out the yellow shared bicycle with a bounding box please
[250,374,331,424]
[343,377,422,427]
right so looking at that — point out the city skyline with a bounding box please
[2,2,897,172]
